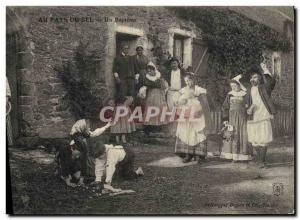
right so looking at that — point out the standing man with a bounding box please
[113,44,135,97]
[132,44,149,99]
[246,65,276,168]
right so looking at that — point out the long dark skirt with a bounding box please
[220,110,252,161]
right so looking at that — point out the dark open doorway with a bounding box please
[115,32,139,56]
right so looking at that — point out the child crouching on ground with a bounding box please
[92,143,144,192]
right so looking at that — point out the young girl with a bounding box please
[110,94,136,145]
[174,74,212,163]
[221,80,252,162]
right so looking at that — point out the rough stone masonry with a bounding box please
[7,7,202,143]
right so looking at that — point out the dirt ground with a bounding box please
[8,136,294,215]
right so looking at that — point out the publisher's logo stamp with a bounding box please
[273,183,284,196]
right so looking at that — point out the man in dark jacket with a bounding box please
[113,44,135,97]
[246,65,276,168]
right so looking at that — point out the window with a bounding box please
[168,28,195,67]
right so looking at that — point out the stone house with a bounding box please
[6,6,294,145]
[229,6,295,136]
[7,6,209,144]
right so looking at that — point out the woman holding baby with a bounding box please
[174,74,213,163]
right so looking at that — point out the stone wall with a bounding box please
[272,51,294,108]
[10,6,293,144]
[7,7,203,142]
[263,49,294,108]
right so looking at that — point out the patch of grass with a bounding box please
[9,138,294,214]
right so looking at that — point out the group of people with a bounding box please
[56,42,277,191]
[110,43,214,164]
[220,64,276,168]
[57,119,144,191]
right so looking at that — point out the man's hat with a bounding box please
[247,64,263,76]
[169,57,180,64]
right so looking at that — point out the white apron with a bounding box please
[247,86,273,146]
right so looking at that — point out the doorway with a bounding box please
[116,33,139,56]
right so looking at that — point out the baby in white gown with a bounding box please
[176,87,202,117]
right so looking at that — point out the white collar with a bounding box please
[146,71,161,81]
[228,90,247,97]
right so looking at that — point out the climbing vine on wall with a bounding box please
[174,7,291,78]
[172,7,291,106]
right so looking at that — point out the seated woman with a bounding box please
[174,74,213,163]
